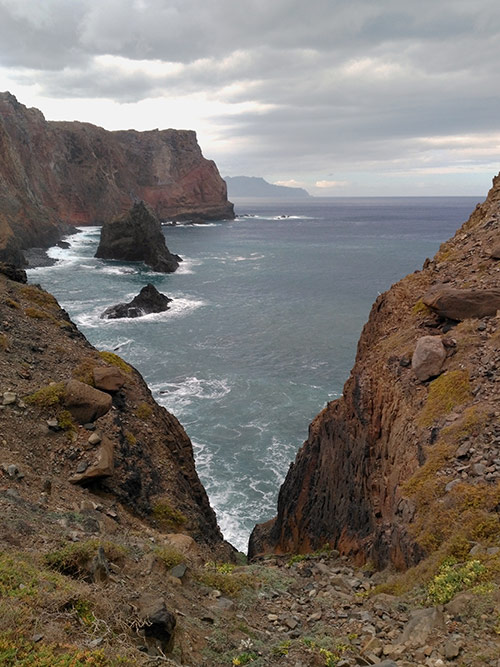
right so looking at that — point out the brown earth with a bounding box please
[0,92,234,265]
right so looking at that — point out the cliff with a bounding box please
[0,92,234,265]
[250,175,500,572]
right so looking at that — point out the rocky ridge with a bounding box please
[0,92,234,266]
[250,175,500,579]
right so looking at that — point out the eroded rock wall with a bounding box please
[0,92,234,264]
[250,174,500,569]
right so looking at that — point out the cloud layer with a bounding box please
[1,0,499,194]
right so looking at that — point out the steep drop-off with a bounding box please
[250,175,500,571]
[0,92,234,265]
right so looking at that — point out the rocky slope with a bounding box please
[0,92,234,265]
[250,175,500,577]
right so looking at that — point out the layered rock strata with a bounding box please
[0,92,234,265]
[250,174,500,569]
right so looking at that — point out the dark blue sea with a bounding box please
[28,196,480,551]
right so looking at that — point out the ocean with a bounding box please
[27,196,480,552]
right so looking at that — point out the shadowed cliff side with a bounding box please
[250,174,500,570]
[0,92,234,265]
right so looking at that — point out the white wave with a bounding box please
[175,257,201,275]
[153,376,231,414]
[192,222,218,227]
[98,265,139,276]
[232,254,265,262]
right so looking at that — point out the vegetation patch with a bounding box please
[194,562,254,597]
[44,540,126,579]
[98,351,132,374]
[154,545,184,570]
[426,558,485,604]
[0,637,111,667]
[57,410,77,433]
[4,297,20,309]
[151,501,187,530]
[72,358,97,386]
[412,299,432,318]
[418,369,471,427]
[25,382,65,409]
[134,402,153,420]
[19,285,59,309]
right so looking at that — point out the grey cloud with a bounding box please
[1,0,500,184]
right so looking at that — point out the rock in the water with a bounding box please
[64,379,112,424]
[422,286,500,320]
[93,366,126,392]
[411,336,447,381]
[95,202,181,273]
[70,436,114,484]
[101,283,172,320]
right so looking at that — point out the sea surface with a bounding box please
[28,196,480,552]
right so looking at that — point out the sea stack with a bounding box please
[101,283,173,319]
[95,201,181,272]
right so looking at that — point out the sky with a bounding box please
[0,0,499,196]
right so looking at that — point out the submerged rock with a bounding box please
[95,201,181,273]
[101,283,172,319]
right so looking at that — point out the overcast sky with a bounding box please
[0,0,499,196]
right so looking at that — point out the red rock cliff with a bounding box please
[0,92,234,264]
[250,175,500,569]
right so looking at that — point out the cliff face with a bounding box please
[0,264,231,557]
[250,175,500,569]
[0,92,234,264]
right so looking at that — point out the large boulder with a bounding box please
[411,335,447,382]
[93,366,126,393]
[422,286,500,320]
[101,283,172,319]
[95,202,181,273]
[70,435,114,484]
[64,379,112,424]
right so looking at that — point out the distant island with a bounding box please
[225,175,311,199]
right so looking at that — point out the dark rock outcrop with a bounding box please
[422,286,500,320]
[101,283,173,319]
[95,203,180,273]
[0,91,234,265]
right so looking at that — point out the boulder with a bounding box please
[101,283,172,320]
[138,596,176,653]
[95,201,181,273]
[490,244,500,259]
[64,379,112,424]
[70,436,114,484]
[422,286,500,320]
[398,607,445,646]
[93,366,126,392]
[411,336,447,381]
[0,262,27,283]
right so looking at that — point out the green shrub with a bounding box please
[98,351,132,374]
[0,637,110,666]
[427,558,485,604]
[232,651,258,665]
[134,402,152,420]
[25,383,65,408]
[44,540,126,578]
[418,369,471,426]
[152,502,187,529]
[154,546,184,570]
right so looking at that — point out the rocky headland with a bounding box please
[0,92,234,266]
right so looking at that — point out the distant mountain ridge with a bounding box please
[225,175,311,198]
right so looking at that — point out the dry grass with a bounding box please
[418,369,472,427]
